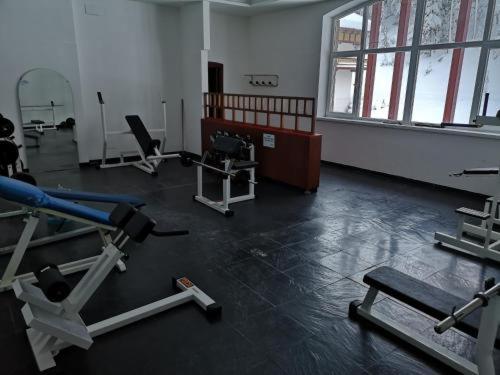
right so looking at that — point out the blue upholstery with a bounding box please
[45,196,111,225]
[41,187,144,208]
[0,176,112,226]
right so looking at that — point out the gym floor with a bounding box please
[1,161,499,375]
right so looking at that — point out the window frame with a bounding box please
[325,0,500,125]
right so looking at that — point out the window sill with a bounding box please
[316,116,500,140]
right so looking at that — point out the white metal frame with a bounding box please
[13,236,218,371]
[194,144,257,216]
[325,0,500,125]
[353,284,500,375]
[435,167,500,262]
[99,93,179,175]
[0,207,97,255]
[0,206,125,292]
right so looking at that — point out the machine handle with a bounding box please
[97,92,104,105]
[435,281,500,334]
[151,229,189,237]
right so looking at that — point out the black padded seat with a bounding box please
[363,266,500,348]
[125,115,159,157]
[30,120,45,125]
[212,136,243,158]
[232,160,259,170]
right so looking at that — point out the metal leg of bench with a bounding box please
[0,226,98,256]
[475,297,500,375]
[0,208,27,219]
[356,307,479,374]
[456,216,465,240]
[0,216,39,290]
[222,178,230,212]
[361,287,378,310]
[462,223,500,242]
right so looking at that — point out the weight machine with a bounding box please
[435,167,500,262]
[98,92,180,176]
[182,132,258,216]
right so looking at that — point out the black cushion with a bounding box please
[363,266,500,348]
[232,160,259,170]
[212,136,243,157]
[125,115,158,157]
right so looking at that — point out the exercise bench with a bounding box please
[0,176,144,291]
[9,198,220,371]
[98,92,180,176]
[350,266,500,375]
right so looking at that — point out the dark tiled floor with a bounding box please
[0,161,499,375]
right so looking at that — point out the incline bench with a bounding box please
[350,266,500,375]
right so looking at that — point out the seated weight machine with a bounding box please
[182,132,258,216]
[5,181,220,371]
[435,167,500,262]
[350,266,500,375]
[98,92,180,176]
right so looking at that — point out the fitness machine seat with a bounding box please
[212,135,244,158]
[30,120,45,125]
[232,160,259,170]
[125,115,161,157]
[361,266,500,348]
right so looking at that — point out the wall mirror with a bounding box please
[18,69,78,173]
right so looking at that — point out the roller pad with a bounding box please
[122,210,156,243]
[109,202,137,228]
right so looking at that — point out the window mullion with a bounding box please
[352,6,370,117]
[402,0,426,124]
[469,0,497,122]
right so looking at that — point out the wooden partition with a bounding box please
[202,93,322,192]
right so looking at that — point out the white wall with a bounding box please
[208,11,250,93]
[0,0,83,165]
[240,0,499,195]
[180,1,210,154]
[72,0,183,161]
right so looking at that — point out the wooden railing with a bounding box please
[203,93,316,134]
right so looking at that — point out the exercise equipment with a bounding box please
[0,176,145,291]
[183,132,258,216]
[202,93,321,193]
[0,114,24,177]
[98,92,180,175]
[21,102,59,132]
[11,200,220,371]
[435,167,500,262]
[350,266,500,375]
[0,113,15,137]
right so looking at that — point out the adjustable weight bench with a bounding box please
[0,176,144,291]
[8,196,221,371]
[350,266,500,375]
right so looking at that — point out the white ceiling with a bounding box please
[138,0,327,16]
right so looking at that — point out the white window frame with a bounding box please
[325,0,500,125]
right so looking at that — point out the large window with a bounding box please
[326,0,500,126]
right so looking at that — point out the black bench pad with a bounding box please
[364,266,500,348]
[232,160,259,170]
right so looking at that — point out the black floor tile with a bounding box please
[234,308,313,352]
[314,251,372,277]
